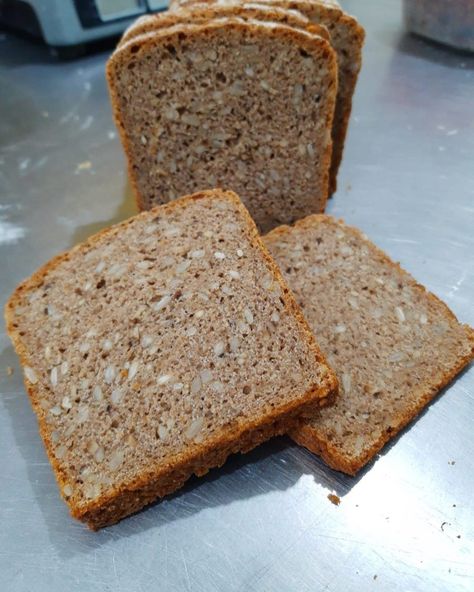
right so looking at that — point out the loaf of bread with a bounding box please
[107,19,337,232]
[5,189,337,529]
[119,3,331,48]
[265,215,474,475]
[169,0,364,195]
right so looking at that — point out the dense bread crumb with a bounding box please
[5,190,337,528]
[265,215,474,475]
[107,20,337,232]
[169,0,365,194]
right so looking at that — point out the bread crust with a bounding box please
[5,190,338,529]
[118,4,331,47]
[265,215,474,475]
[106,20,338,225]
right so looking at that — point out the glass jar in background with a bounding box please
[403,0,474,52]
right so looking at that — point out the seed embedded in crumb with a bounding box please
[395,306,405,322]
[104,365,116,384]
[24,366,38,384]
[95,447,104,462]
[61,396,72,410]
[176,260,191,274]
[185,417,204,440]
[108,450,124,470]
[157,374,172,385]
[87,440,99,455]
[111,388,123,404]
[420,313,428,324]
[229,336,239,352]
[195,310,204,319]
[77,405,89,423]
[200,369,213,384]
[270,311,280,324]
[190,249,205,258]
[63,484,73,497]
[228,270,240,280]
[93,385,103,401]
[213,341,225,356]
[50,405,61,416]
[211,381,224,393]
[56,445,67,459]
[191,375,202,394]
[334,324,346,334]
[236,249,244,257]
[103,339,113,351]
[342,373,351,394]
[187,326,197,337]
[141,335,153,348]
[153,294,171,312]
[157,424,169,440]
[214,251,226,260]
[244,308,254,324]
[128,361,139,381]
[50,366,58,386]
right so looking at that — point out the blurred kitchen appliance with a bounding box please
[0,0,168,52]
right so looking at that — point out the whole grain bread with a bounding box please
[265,215,474,475]
[119,3,331,47]
[5,189,337,529]
[107,20,337,233]
[169,0,365,195]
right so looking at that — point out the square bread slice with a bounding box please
[4,190,337,529]
[118,3,331,48]
[265,215,474,475]
[169,0,365,195]
[107,20,337,233]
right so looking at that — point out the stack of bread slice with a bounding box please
[106,0,365,232]
[168,0,365,195]
[5,4,473,532]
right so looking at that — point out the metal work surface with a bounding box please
[0,1,473,590]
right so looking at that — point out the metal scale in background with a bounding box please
[0,0,169,56]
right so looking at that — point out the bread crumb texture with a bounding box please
[5,190,335,528]
[107,20,337,232]
[266,215,474,475]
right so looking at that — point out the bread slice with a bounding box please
[169,0,365,195]
[119,3,331,47]
[107,20,337,233]
[265,215,474,475]
[4,189,337,529]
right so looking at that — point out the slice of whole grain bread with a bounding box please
[265,215,474,475]
[169,0,365,195]
[5,189,337,529]
[107,19,337,233]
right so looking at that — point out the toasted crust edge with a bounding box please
[118,5,331,47]
[265,214,474,475]
[4,190,338,529]
[106,20,338,223]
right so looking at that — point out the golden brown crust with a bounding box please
[266,214,474,475]
[5,190,338,528]
[118,6,331,47]
[106,19,338,218]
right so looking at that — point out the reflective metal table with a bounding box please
[1,2,473,590]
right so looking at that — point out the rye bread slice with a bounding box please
[265,215,474,475]
[4,190,337,529]
[107,20,337,233]
[119,3,330,47]
[169,0,365,195]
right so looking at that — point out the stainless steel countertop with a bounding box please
[1,2,473,591]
